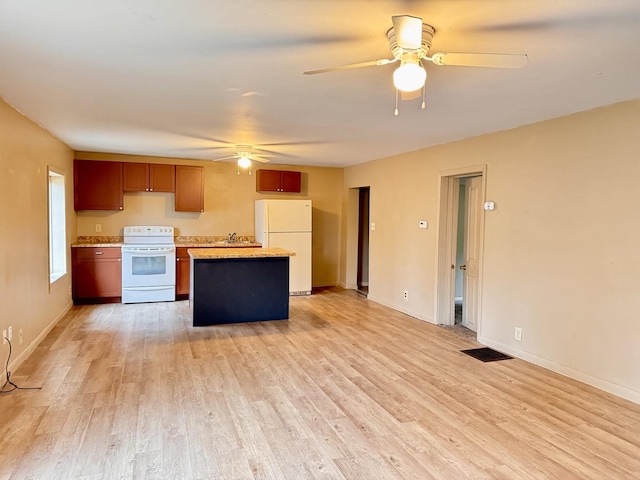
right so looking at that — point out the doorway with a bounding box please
[357,187,370,295]
[436,166,487,334]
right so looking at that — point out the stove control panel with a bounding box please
[124,226,174,236]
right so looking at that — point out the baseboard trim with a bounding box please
[1,300,73,382]
[366,295,435,324]
[477,335,640,405]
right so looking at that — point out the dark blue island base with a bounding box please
[191,256,290,326]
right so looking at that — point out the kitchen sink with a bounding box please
[208,240,256,246]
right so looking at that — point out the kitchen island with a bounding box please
[189,247,295,326]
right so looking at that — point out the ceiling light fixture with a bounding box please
[237,156,251,169]
[393,56,426,92]
[237,153,252,175]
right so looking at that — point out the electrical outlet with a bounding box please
[95,223,102,233]
[514,327,522,342]
[19,329,23,345]
[2,330,6,345]
[8,326,12,342]
[403,290,409,302]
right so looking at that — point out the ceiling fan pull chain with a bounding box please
[420,59,427,110]
[394,88,399,116]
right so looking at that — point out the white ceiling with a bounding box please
[1,1,639,167]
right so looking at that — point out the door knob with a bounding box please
[459,265,467,270]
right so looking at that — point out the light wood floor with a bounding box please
[1,287,639,479]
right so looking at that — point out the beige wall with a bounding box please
[74,152,343,287]
[0,98,76,371]
[342,99,640,403]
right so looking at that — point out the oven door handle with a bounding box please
[122,247,175,255]
[122,286,174,292]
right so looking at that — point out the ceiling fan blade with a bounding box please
[392,15,423,50]
[212,155,239,162]
[258,140,329,147]
[252,157,271,164]
[304,58,396,75]
[430,52,528,68]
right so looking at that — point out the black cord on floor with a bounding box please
[1,336,42,393]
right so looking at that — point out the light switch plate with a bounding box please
[484,201,496,211]
[370,222,376,231]
[418,220,428,229]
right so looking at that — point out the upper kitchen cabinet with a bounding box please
[175,165,204,212]
[256,169,301,193]
[123,163,175,192]
[74,160,124,210]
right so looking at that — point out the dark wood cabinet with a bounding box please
[74,160,123,210]
[256,169,301,193]
[72,247,122,303]
[124,163,175,192]
[150,164,175,192]
[176,247,191,298]
[175,165,204,212]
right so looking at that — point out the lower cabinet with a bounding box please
[72,247,122,303]
[175,245,257,298]
[176,247,191,298]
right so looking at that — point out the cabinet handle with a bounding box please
[118,258,121,262]
[95,251,103,255]
[176,258,180,262]
[146,188,149,191]
[119,206,123,210]
[149,188,154,191]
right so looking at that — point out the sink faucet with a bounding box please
[228,232,237,243]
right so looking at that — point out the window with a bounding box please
[48,167,67,283]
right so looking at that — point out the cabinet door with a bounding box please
[175,165,204,212]
[176,248,191,295]
[150,164,175,192]
[256,169,301,193]
[256,169,281,192]
[74,160,124,210]
[73,248,122,298]
[123,163,150,192]
[281,171,301,193]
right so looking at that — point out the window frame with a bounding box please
[48,166,67,285]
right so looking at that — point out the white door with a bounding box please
[268,231,312,294]
[461,176,482,331]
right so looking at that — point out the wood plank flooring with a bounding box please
[1,287,639,479]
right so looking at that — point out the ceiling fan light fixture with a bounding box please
[393,61,426,92]
[237,156,252,169]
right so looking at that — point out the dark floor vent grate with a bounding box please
[461,347,513,362]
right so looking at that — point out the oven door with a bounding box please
[122,245,176,288]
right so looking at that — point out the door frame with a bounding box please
[345,186,371,290]
[435,165,487,329]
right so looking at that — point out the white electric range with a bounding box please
[121,226,176,304]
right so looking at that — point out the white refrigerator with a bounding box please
[255,199,312,295]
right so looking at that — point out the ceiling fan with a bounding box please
[213,144,272,174]
[304,15,528,114]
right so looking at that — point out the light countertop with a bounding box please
[188,247,295,259]
[72,236,123,247]
[71,236,260,248]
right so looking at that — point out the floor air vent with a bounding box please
[461,347,513,362]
